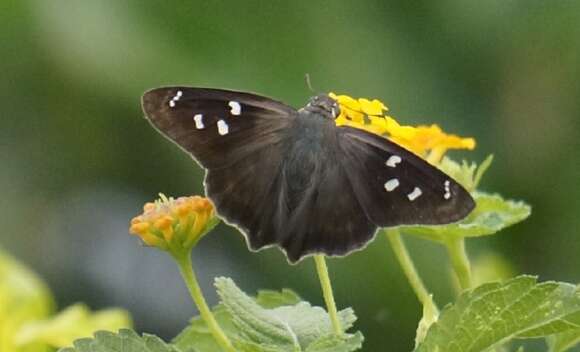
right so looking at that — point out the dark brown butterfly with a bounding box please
[141,87,475,263]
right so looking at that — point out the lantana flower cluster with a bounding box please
[329,92,475,163]
[130,194,218,255]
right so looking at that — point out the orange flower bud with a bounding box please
[128,194,219,256]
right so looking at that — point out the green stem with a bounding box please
[445,238,472,290]
[314,254,342,336]
[385,229,439,317]
[175,253,235,352]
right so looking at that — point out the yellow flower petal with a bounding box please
[329,92,361,111]
[359,98,386,116]
[329,92,476,162]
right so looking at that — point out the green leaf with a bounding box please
[58,329,181,352]
[472,155,494,190]
[438,155,493,192]
[172,305,233,352]
[402,192,531,242]
[0,249,55,352]
[254,289,302,309]
[173,277,362,352]
[547,328,580,352]
[415,276,580,352]
[216,277,359,351]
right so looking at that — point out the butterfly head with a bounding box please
[303,94,340,119]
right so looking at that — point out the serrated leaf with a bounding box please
[58,329,180,352]
[416,276,580,352]
[174,277,362,352]
[216,277,359,350]
[172,288,300,350]
[402,192,531,242]
[547,328,580,352]
[216,278,299,349]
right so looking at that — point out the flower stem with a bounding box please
[175,253,235,352]
[384,229,439,317]
[314,254,342,336]
[445,238,472,290]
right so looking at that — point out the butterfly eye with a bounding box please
[329,103,340,118]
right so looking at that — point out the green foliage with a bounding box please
[402,191,531,243]
[415,276,580,352]
[58,330,180,352]
[402,155,531,244]
[254,289,302,309]
[547,329,580,352]
[438,155,494,192]
[173,277,363,352]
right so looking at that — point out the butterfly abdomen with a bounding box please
[282,112,337,210]
[270,112,377,261]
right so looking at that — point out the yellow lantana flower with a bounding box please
[129,194,219,256]
[329,92,475,163]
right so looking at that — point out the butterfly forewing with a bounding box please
[141,87,296,169]
[141,87,299,255]
[338,126,475,226]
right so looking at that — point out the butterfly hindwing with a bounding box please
[204,141,288,251]
[141,87,296,169]
[204,112,377,263]
[278,149,377,263]
[338,126,475,227]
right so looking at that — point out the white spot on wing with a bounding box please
[407,187,422,201]
[386,155,402,168]
[229,101,241,115]
[443,180,451,200]
[168,90,182,108]
[194,114,204,129]
[217,119,229,135]
[384,179,400,192]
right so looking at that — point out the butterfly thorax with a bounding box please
[301,94,340,120]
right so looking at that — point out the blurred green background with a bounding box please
[2,1,579,351]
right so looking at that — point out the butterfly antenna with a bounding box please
[305,73,316,93]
